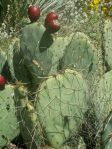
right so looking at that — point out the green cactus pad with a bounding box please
[20,22,52,77]
[0,85,20,148]
[61,32,98,83]
[104,19,112,69]
[93,71,112,139]
[12,38,33,89]
[49,35,73,74]
[93,70,112,148]
[36,69,89,148]
[94,70,112,126]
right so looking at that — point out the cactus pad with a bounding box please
[61,32,98,83]
[94,70,112,125]
[0,85,20,148]
[36,69,89,148]
[104,19,112,69]
[93,70,112,148]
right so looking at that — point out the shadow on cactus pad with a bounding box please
[39,30,53,53]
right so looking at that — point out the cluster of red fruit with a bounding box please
[28,5,60,33]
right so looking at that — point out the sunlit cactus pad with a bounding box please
[36,69,89,148]
[104,19,112,69]
[93,70,112,148]
[94,70,112,127]
[61,32,98,83]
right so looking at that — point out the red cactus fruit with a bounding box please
[45,12,60,33]
[45,12,58,22]
[28,5,40,22]
[0,75,6,90]
[46,19,60,33]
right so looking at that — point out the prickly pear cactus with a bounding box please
[36,69,89,149]
[19,22,72,90]
[93,70,112,148]
[14,85,43,149]
[20,22,52,79]
[94,70,112,126]
[61,32,98,85]
[12,37,33,89]
[0,85,20,148]
[104,18,112,69]
[49,35,73,74]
